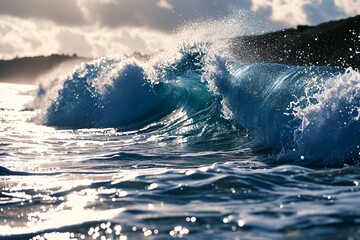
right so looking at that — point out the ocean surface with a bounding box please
[1,38,360,240]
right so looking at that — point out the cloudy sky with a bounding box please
[0,0,359,59]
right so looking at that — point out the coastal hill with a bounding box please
[231,15,360,69]
[0,54,88,84]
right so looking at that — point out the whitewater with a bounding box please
[1,19,360,240]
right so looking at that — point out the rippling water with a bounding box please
[1,40,360,239]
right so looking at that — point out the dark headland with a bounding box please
[231,15,360,69]
[0,54,89,84]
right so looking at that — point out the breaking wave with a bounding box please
[33,45,360,166]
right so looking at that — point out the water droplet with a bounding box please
[144,229,152,236]
[147,183,158,190]
[237,219,245,227]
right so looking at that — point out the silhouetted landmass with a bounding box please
[232,15,360,69]
[0,54,89,84]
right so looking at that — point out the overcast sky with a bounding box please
[0,0,359,59]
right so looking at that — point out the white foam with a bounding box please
[287,68,360,165]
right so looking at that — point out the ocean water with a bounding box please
[1,34,360,240]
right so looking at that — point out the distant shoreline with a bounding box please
[0,54,90,84]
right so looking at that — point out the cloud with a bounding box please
[56,30,92,56]
[334,0,360,16]
[251,0,319,25]
[0,0,358,59]
[0,17,59,59]
[76,0,173,30]
[83,27,171,57]
[0,16,171,59]
[0,0,249,31]
[0,0,358,32]
[0,41,14,55]
[157,0,173,10]
[0,0,85,25]
[251,0,360,26]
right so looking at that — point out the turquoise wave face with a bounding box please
[36,51,211,129]
[33,46,360,166]
[217,62,360,166]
